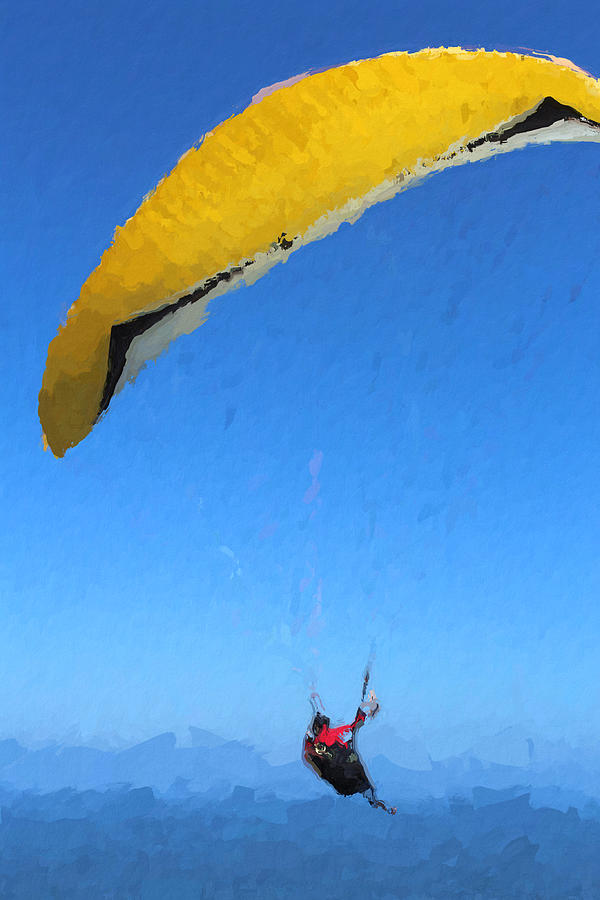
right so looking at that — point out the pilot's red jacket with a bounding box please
[314,708,366,747]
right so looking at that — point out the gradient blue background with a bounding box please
[2,0,600,761]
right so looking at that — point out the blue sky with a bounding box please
[2,0,600,759]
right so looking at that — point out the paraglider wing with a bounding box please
[39,47,600,456]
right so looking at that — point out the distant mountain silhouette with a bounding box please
[0,739,25,768]
[0,728,314,798]
[188,726,227,748]
[2,728,600,896]
[1,726,600,814]
[1,781,600,898]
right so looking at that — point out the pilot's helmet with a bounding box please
[313,712,330,733]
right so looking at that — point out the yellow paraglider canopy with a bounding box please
[39,46,600,456]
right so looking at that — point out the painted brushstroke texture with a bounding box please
[39,47,600,457]
[2,729,600,895]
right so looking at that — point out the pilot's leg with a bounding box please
[365,787,396,815]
